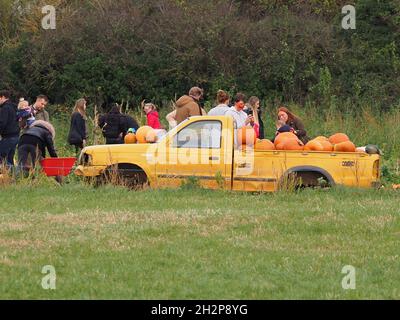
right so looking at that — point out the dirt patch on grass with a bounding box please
[0,238,45,250]
[0,222,31,232]
[0,255,15,266]
[366,215,396,229]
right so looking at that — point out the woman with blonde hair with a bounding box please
[67,98,88,154]
[246,96,265,139]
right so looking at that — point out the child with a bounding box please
[16,98,35,129]
[143,102,162,129]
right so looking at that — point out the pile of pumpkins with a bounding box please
[124,126,158,144]
[237,126,357,152]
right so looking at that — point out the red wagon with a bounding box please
[40,157,77,177]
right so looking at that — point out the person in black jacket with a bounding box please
[123,113,139,132]
[0,90,20,167]
[98,104,127,144]
[18,120,57,173]
[67,98,88,155]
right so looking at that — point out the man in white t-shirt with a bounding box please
[225,93,253,128]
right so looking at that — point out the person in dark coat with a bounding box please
[98,104,127,144]
[18,120,57,173]
[67,98,88,155]
[123,113,139,132]
[277,106,310,144]
[0,90,20,167]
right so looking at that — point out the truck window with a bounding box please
[173,120,222,149]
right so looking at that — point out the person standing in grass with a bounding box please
[143,101,162,129]
[18,120,58,173]
[67,98,88,155]
[98,103,127,145]
[208,90,231,116]
[31,95,50,122]
[123,113,139,132]
[0,90,20,168]
[247,96,265,139]
[225,93,255,130]
[175,87,206,124]
[166,109,177,129]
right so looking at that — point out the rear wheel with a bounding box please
[279,171,331,191]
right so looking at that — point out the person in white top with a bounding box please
[225,93,253,128]
[208,90,231,116]
[166,109,177,129]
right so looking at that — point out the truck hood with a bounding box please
[82,143,158,155]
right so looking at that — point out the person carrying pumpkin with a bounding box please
[276,106,309,144]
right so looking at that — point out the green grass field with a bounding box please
[0,184,399,299]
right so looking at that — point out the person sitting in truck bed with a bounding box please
[277,106,309,144]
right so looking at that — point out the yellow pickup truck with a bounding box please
[75,116,381,191]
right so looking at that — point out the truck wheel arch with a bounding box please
[279,166,336,189]
[103,163,149,188]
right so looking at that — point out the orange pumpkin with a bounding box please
[274,132,297,147]
[136,126,153,144]
[282,138,304,151]
[255,139,275,151]
[238,126,257,146]
[329,133,350,145]
[304,140,324,151]
[145,129,158,143]
[275,142,286,150]
[314,136,329,142]
[334,141,356,152]
[318,139,334,152]
[124,133,137,144]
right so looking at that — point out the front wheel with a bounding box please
[100,164,149,190]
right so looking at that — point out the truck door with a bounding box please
[156,118,232,189]
[232,149,286,192]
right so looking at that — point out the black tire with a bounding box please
[102,164,149,190]
[278,171,331,191]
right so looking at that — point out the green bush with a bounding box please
[1,0,399,108]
